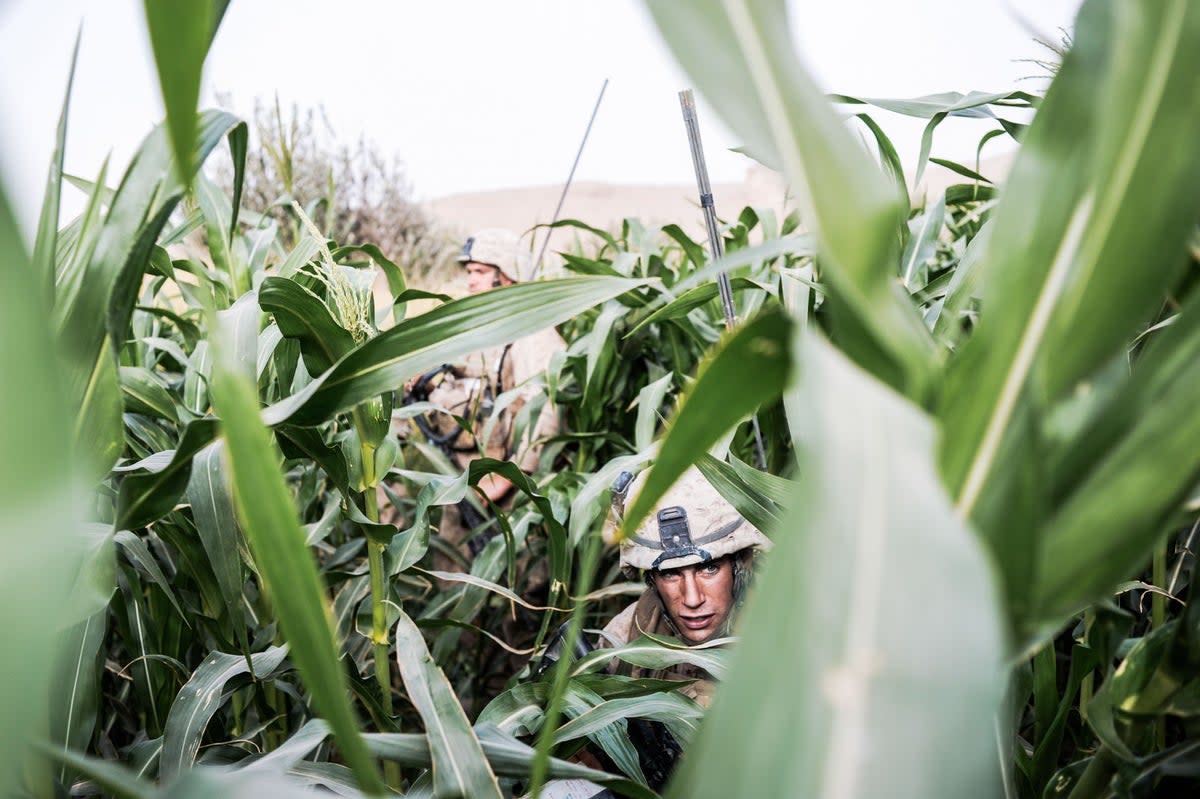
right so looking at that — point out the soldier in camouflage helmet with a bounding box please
[422,229,566,564]
[600,466,771,706]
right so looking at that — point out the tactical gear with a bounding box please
[458,228,529,283]
[610,466,772,574]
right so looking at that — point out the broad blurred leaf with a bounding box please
[940,0,1200,625]
[54,111,242,445]
[0,187,85,794]
[38,745,152,799]
[393,613,502,799]
[668,333,1004,799]
[142,0,227,182]
[1033,297,1200,624]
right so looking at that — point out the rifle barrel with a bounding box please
[678,89,768,471]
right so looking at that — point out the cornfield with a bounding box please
[4,0,1200,797]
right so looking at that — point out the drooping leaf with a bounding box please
[159,646,290,782]
[392,613,502,799]
[115,418,220,531]
[259,276,356,376]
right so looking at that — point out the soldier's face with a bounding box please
[465,262,506,294]
[653,556,736,644]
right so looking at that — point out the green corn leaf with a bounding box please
[900,194,946,289]
[259,276,356,376]
[195,173,243,296]
[185,442,246,643]
[620,306,791,541]
[633,372,673,452]
[644,0,937,400]
[667,333,1005,799]
[115,418,220,531]
[392,613,503,799]
[1033,299,1200,625]
[626,277,762,337]
[142,0,225,183]
[694,452,782,534]
[0,186,87,795]
[263,276,647,428]
[55,111,242,445]
[239,719,331,775]
[361,725,656,799]
[552,693,704,746]
[32,28,79,303]
[119,366,180,423]
[159,646,290,782]
[939,0,1200,625]
[571,637,731,681]
[37,744,152,799]
[723,451,792,506]
[114,530,184,620]
[48,609,107,779]
[832,89,1034,119]
[207,312,384,795]
[74,334,124,482]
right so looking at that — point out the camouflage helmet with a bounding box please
[457,228,528,282]
[609,466,771,573]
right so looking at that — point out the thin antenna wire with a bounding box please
[530,78,609,279]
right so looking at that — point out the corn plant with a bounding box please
[8,0,1200,797]
[623,0,1200,797]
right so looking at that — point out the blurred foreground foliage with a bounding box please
[4,1,1200,798]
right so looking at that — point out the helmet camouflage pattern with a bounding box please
[610,466,772,573]
[457,228,529,282]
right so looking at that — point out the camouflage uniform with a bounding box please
[428,327,565,562]
[428,228,566,567]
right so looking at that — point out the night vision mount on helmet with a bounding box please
[609,466,772,574]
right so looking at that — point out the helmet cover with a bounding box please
[611,466,772,572]
[458,228,528,282]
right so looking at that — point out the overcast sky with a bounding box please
[0,1,1079,236]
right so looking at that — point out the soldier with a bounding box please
[601,466,772,707]
[418,228,566,563]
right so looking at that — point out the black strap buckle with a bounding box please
[650,506,712,569]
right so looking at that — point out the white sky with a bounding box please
[0,0,1080,237]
